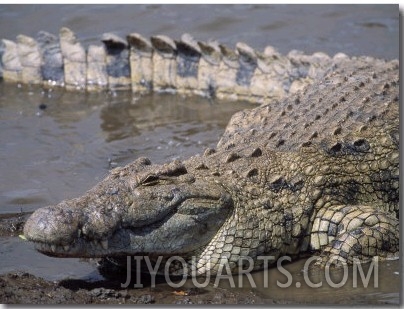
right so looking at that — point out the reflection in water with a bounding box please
[99,93,250,143]
[0,83,252,214]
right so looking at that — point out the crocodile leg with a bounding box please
[310,204,399,266]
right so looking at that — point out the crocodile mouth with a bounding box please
[30,210,178,257]
[27,194,233,258]
[33,238,109,257]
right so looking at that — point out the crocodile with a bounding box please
[22,47,399,276]
[1,27,344,104]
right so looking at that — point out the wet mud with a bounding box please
[0,271,270,305]
[0,215,268,305]
[0,214,399,305]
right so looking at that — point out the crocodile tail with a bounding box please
[0,27,346,104]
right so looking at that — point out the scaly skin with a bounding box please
[24,56,399,275]
[1,27,339,103]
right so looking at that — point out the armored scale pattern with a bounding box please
[20,46,399,275]
[1,27,346,104]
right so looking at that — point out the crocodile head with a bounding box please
[23,157,233,259]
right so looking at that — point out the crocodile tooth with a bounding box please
[63,245,70,251]
[101,240,108,250]
[51,244,56,252]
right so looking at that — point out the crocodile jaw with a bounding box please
[23,175,233,258]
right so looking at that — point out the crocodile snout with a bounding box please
[24,202,81,246]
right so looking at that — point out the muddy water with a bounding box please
[0,83,249,214]
[0,4,399,305]
[224,258,400,304]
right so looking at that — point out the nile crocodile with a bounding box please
[1,27,344,104]
[21,35,399,276]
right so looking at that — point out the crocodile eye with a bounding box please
[141,174,159,186]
